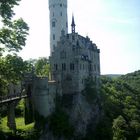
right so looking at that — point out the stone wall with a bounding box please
[32,77,56,117]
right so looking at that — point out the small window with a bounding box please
[94,64,96,71]
[60,12,62,16]
[54,64,58,70]
[89,64,92,71]
[56,64,58,70]
[62,63,66,71]
[53,44,55,50]
[53,12,54,17]
[52,21,55,27]
[72,35,75,40]
[53,34,55,40]
[60,4,62,7]
[67,34,69,39]
[66,22,68,28]
[70,63,74,70]
[83,64,84,70]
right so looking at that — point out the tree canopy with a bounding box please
[0,0,29,54]
[0,0,29,95]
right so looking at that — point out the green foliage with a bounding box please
[0,0,29,97]
[15,99,25,117]
[98,73,140,140]
[0,0,29,54]
[0,0,21,20]
[0,18,29,53]
[0,55,29,81]
[82,78,98,104]
[0,55,32,95]
[112,115,127,140]
[34,57,50,77]
[49,109,74,139]
[0,117,37,140]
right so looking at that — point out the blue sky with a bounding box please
[14,0,140,74]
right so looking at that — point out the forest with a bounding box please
[89,71,140,140]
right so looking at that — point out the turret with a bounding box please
[71,15,76,33]
[49,0,68,55]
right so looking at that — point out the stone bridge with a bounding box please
[0,73,34,131]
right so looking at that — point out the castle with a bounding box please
[32,0,100,117]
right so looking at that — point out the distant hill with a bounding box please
[120,70,140,92]
[102,74,122,78]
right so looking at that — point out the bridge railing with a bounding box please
[0,92,28,104]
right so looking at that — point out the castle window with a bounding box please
[54,64,58,70]
[53,34,55,40]
[53,12,54,17]
[83,64,84,70]
[72,35,75,41]
[94,64,96,71]
[67,34,69,39]
[53,44,55,50]
[60,12,62,16]
[70,63,74,70]
[66,22,68,28]
[60,4,62,7]
[89,63,92,71]
[56,64,58,70]
[62,63,66,71]
[52,21,55,27]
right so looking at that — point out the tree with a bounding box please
[0,0,29,88]
[0,0,29,55]
[112,115,127,140]
[0,55,30,81]
[34,57,50,77]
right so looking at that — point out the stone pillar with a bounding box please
[7,83,16,130]
[7,102,16,130]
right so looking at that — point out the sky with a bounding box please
[13,0,140,74]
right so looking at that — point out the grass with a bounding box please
[0,117,35,139]
[0,117,34,132]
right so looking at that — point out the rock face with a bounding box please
[39,92,102,140]
[63,93,101,138]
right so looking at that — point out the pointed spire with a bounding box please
[71,14,76,33]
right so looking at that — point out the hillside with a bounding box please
[96,70,140,140]
[120,70,140,92]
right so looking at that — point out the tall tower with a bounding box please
[49,0,68,54]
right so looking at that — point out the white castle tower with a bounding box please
[49,0,68,54]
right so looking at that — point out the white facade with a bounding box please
[49,0,68,54]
